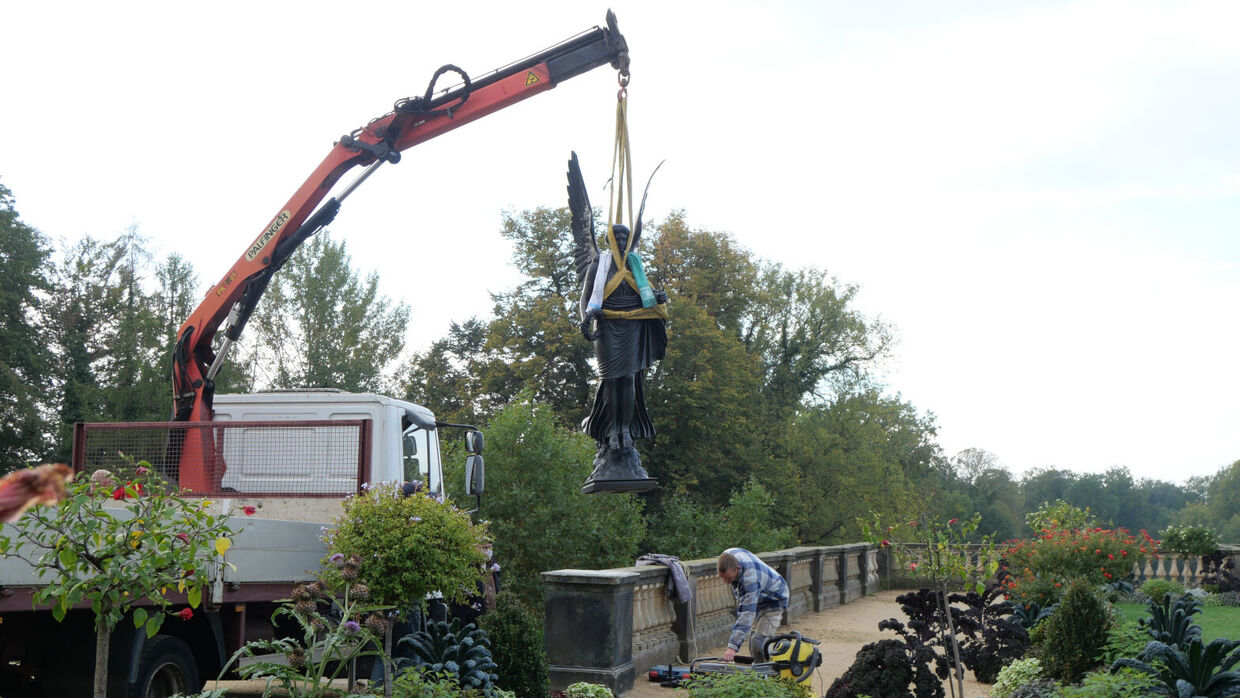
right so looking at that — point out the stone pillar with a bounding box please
[542,569,638,695]
[761,550,794,624]
[810,547,825,612]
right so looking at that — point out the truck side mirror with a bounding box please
[464,454,484,496]
[465,430,485,455]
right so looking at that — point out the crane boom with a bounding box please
[172,12,628,428]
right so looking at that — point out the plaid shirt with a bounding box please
[724,548,789,651]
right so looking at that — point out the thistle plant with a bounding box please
[221,553,389,696]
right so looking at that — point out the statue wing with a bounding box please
[567,151,598,284]
[630,159,666,251]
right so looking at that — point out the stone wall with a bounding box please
[541,544,880,694]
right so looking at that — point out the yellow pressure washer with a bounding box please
[649,631,822,688]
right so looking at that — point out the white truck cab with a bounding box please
[211,389,445,495]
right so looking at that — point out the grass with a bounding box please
[1115,602,1240,643]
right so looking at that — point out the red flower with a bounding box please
[1095,549,1102,554]
[1108,554,1115,559]
[948,518,959,525]
[1104,572,1112,579]
[880,539,890,548]
[175,533,190,544]
[176,608,193,621]
[242,505,257,516]
[111,487,127,500]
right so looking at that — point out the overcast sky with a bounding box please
[2,1,1237,484]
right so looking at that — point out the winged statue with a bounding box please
[567,151,667,494]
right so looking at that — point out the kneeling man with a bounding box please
[717,548,789,661]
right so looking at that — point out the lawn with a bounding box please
[1115,602,1240,643]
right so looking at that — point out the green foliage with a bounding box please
[645,478,797,559]
[788,392,937,545]
[1035,579,1113,684]
[862,513,1000,593]
[1025,499,1096,534]
[1159,524,1219,557]
[1140,578,1185,602]
[682,670,810,697]
[991,657,1044,698]
[322,482,487,612]
[242,231,409,392]
[1112,638,1240,697]
[1139,593,1203,649]
[1007,680,1061,698]
[398,618,497,691]
[480,591,548,698]
[0,182,53,469]
[1058,667,1162,697]
[0,463,233,633]
[1098,621,1153,666]
[564,682,615,697]
[223,566,386,697]
[382,669,515,697]
[476,394,646,607]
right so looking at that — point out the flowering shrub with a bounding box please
[1001,527,1156,608]
[991,657,1044,698]
[1159,524,1219,557]
[0,462,235,698]
[1024,500,1094,534]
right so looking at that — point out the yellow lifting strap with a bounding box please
[601,88,668,322]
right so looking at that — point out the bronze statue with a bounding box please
[567,152,666,494]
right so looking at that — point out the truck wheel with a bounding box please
[130,635,201,698]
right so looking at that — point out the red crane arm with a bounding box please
[171,13,628,429]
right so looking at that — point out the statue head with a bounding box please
[609,224,631,254]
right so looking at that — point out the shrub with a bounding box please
[1008,680,1060,698]
[564,683,614,698]
[1002,527,1153,610]
[384,669,516,697]
[990,657,1043,698]
[1025,500,1095,534]
[825,639,924,698]
[1159,525,1219,557]
[1098,621,1151,666]
[323,482,488,613]
[682,670,810,697]
[1201,551,1240,593]
[1058,667,1162,697]
[948,581,1030,683]
[480,591,548,698]
[1035,579,1113,684]
[1139,578,1184,603]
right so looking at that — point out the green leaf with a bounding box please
[52,602,67,622]
[188,585,201,609]
[133,607,148,629]
[144,613,163,639]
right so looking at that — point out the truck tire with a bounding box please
[129,635,201,698]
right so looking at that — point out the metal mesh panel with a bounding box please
[73,420,370,497]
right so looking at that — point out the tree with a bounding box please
[0,183,53,469]
[476,393,646,607]
[243,232,409,392]
[785,388,937,544]
[0,464,234,698]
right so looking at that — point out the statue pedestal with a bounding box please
[581,445,658,494]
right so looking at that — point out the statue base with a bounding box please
[581,445,659,495]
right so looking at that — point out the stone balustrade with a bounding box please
[542,544,879,694]
[543,543,1240,694]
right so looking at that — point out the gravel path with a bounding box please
[624,589,992,697]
